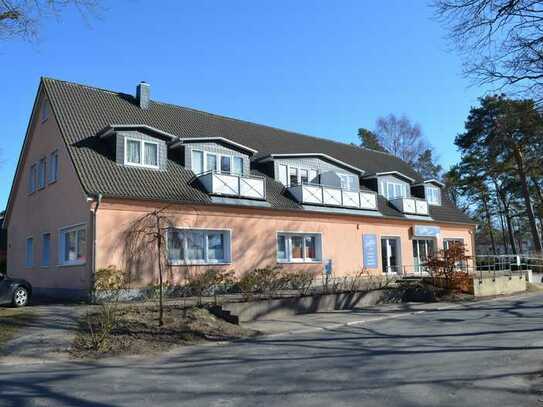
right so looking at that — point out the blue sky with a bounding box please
[0,0,487,210]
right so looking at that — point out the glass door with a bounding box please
[381,238,400,273]
[412,239,435,273]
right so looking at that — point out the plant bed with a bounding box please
[71,304,258,359]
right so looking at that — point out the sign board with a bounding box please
[362,234,378,268]
[413,225,441,237]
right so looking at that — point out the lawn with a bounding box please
[0,307,36,352]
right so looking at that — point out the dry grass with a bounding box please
[0,307,35,351]
[72,304,257,359]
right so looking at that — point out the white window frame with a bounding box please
[25,237,34,268]
[124,137,159,169]
[41,232,51,267]
[192,149,245,176]
[337,172,357,191]
[49,150,59,184]
[276,232,322,264]
[167,227,232,265]
[426,186,441,205]
[383,180,408,199]
[58,224,87,266]
[279,164,319,187]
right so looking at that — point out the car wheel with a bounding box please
[12,286,29,307]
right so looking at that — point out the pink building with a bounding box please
[3,78,475,299]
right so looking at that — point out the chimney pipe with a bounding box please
[136,81,150,109]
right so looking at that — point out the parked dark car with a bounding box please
[0,273,31,307]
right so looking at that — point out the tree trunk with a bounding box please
[513,147,543,254]
[156,214,164,327]
[481,193,497,255]
[504,212,517,254]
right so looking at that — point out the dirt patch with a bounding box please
[72,304,258,359]
[0,307,36,351]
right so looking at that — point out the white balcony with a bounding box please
[288,184,378,210]
[390,197,429,215]
[198,171,266,200]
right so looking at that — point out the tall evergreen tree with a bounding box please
[357,128,387,152]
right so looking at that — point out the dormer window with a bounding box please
[125,138,159,168]
[426,185,441,205]
[191,149,245,176]
[383,180,408,199]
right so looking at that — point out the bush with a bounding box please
[238,266,285,300]
[283,270,319,296]
[426,242,471,292]
[83,266,126,352]
[186,269,235,305]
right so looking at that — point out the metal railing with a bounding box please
[288,182,378,210]
[197,170,266,200]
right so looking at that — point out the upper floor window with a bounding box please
[426,186,440,205]
[59,225,87,266]
[125,138,159,168]
[167,228,231,265]
[49,151,59,183]
[277,232,322,263]
[28,164,37,194]
[192,149,244,176]
[383,181,408,200]
[279,164,318,187]
[338,173,357,191]
[37,158,46,189]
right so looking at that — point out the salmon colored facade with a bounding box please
[95,200,475,288]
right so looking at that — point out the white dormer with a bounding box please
[414,179,444,206]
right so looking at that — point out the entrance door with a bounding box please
[412,239,435,273]
[381,238,400,273]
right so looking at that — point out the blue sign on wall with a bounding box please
[413,225,441,237]
[363,234,378,269]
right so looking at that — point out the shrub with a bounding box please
[83,266,126,352]
[283,270,319,296]
[186,269,236,305]
[426,242,471,292]
[238,266,285,300]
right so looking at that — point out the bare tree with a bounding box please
[374,114,429,164]
[123,207,175,327]
[434,0,543,100]
[0,0,99,40]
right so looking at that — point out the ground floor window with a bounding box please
[42,233,51,267]
[277,233,322,263]
[59,225,87,266]
[412,239,435,272]
[167,229,231,265]
[25,237,33,268]
[381,237,401,273]
[443,238,464,251]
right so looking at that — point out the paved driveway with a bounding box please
[2,294,543,407]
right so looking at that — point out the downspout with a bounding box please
[90,193,102,303]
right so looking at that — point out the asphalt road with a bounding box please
[2,294,543,407]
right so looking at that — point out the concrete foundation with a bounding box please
[219,288,424,323]
[472,274,527,297]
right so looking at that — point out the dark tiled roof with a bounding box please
[42,77,474,225]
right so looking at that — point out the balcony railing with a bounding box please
[390,197,429,215]
[198,171,266,200]
[288,183,378,210]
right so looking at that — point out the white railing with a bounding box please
[198,171,266,200]
[390,197,429,215]
[288,184,378,210]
